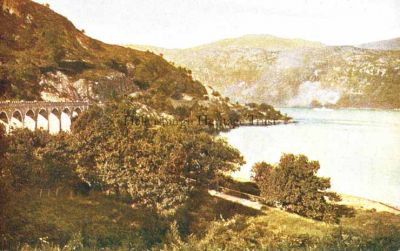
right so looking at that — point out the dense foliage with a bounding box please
[71,100,244,214]
[0,100,243,249]
[1,107,400,250]
[0,125,9,236]
[252,154,353,223]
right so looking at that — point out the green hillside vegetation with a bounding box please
[128,36,400,108]
[0,100,242,249]
[1,102,400,250]
[160,209,400,250]
[0,0,206,102]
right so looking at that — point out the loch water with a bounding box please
[220,108,400,207]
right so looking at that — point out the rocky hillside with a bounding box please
[129,35,400,108]
[358,38,400,51]
[0,0,207,103]
[0,0,288,123]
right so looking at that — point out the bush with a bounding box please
[2,129,78,190]
[252,154,353,223]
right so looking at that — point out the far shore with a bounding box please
[277,106,400,111]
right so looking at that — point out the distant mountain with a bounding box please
[188,34,324,51]
[128,36,400,109]
[358,38,400,51]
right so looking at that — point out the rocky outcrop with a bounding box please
[129,36,400,108]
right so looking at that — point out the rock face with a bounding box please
[2,0,23,17]
[129,36,400,108]
[39,71,95,101]
[0,0,207,102]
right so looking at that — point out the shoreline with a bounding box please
[278,106,400,112]
[338,193,400,215]
[231,175,400,215]
[222,109,400,215]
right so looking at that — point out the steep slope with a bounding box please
[0,0,206,102]
[129,37,400,108]
[358,37,400,51]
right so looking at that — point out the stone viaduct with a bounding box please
[0,101,89,134]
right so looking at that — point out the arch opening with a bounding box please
[24,110,36,131]
[37,109,49,130]
[72,107,82,118]
[49,108,61,134]
[62,107,71,116]
[10,110,23,130]
[61,107,71,132]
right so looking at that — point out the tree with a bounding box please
[310,99,322,108]
[0,126,9,235]
[36,133,79,189]
[71,99,244,215]
[252,154,351,223]
[228,110,240,127]
[174,106,190,120]
[0,129,77,191]
[0,125,7,162]
[3,129,49,189]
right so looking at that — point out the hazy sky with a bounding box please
[34,0,400,48]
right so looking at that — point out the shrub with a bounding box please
[252,154,353,223]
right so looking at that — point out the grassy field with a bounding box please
[169,193,400,250]
[157,188,400,250]
[1,154,398,251]
[2,188,166,250]
[2,187,400,250]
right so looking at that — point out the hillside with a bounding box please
[187,34,324,51]
[131,34,323,53]
[1,0,290,122]
[0,0,207,103]
[128,36,400,108]
[359,37,400,51]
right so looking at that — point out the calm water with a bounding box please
[220,108,400,207]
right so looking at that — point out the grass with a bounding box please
[3,187,400,250]
[168,191,400,250]
[1,188,164,250]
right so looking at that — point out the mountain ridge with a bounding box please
[358,37,400,51]
[128,35,400,109]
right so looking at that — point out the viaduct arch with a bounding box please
[0,101,89,134]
